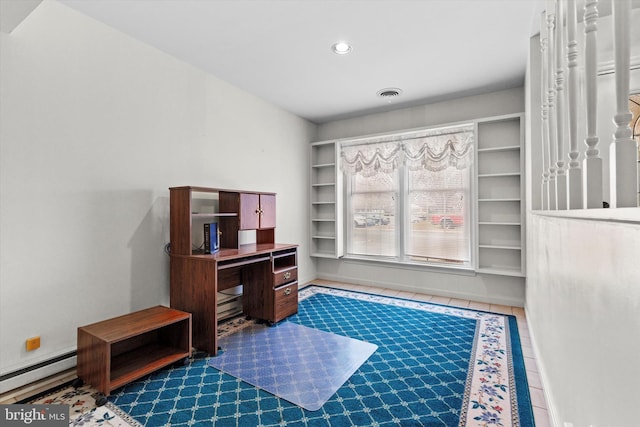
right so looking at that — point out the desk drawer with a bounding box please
[273,281,298,322]
[273,267,297,288]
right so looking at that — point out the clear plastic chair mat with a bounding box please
[208,322,378,411]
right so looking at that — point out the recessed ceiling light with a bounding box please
[331,42,352,55]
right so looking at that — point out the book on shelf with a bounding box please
[204,222,219,254]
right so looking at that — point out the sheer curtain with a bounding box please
[340,124,475,266]
[341,126,474,175]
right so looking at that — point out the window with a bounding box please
[341,124,474,268]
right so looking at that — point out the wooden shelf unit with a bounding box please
[77,306,191,396]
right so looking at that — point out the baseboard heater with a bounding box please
[218,285,243,321]
[0,351,76,394]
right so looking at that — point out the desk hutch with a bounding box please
[169,186,298,356]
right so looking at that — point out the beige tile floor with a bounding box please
[1,279,551,427]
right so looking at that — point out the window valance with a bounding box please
[341,124,474,176]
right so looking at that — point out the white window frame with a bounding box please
[339,123,476,272]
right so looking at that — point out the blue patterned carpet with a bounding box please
[108,286,534,426]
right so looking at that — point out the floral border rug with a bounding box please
[24,286,532,426]
[109,286,532,426]
[26,383,141,427]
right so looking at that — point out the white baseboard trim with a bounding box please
[0,355,76,395]
[314,273,525,307]
[524,305,560,427]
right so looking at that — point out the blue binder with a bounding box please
[204,223,219,254]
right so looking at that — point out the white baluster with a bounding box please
[582,0,603,208]
[547,3,558,210]
[555,0,568,210]
[541,12,550,210]
[609,0,638,207]
[566,0,583,209]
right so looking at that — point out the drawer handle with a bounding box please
[284,287,291,295]
[283,272,291,280]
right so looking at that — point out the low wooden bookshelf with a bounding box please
[77,306,192,396]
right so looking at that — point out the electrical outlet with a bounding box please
[26,336,40,351]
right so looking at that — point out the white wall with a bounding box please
[314,88,527,307]
[0,0,316,387]
[526,210,640,427]
[316,87,525,142]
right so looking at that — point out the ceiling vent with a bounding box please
[376,88,403,99]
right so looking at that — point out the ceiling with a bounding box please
[55,0,547,124]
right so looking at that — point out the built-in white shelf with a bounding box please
[311,235,336,240]
[310,140,343,259]
[476,267,526,277]
[478,173,521,178]
[478,244,522,250]
[477,145,521,153]
[475,114,525,276]
[478,222,520,226]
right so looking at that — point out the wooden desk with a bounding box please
[170,243,298,356]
